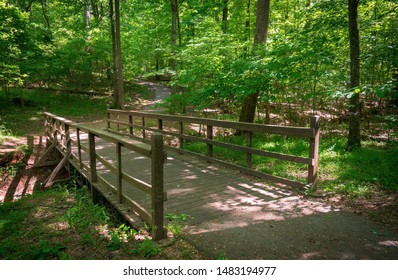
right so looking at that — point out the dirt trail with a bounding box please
[125,81,398,259]
[136,80,171,111]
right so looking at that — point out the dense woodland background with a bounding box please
[1,0,398,189]
[1,0,398,260]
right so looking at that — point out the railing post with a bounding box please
[116,142,123,203]
[64,123,71,153]
[307,116,320,187]
[52,118,58,146]
[107,111,111,130]
[158,119,163,131]
[64,123,71,175]
[76,128,83,168]
[151,133,165,241]
[207,125,213,158]
[142,117,146,139]
[246,131,253,169]
[129,115,133,136]
[88,132,97,183]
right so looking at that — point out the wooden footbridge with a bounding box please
[40,110,320,240]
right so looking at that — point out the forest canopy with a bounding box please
[0,0,397,134]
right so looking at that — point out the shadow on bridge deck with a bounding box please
[72,135,398,259]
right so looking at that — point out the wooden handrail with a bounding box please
[107,109,320,188]
[43,112,166,240]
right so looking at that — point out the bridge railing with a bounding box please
[43,112,166,240]
[106,109,320,189]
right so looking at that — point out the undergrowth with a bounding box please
[184,134,398,197]
[0,181,200,260]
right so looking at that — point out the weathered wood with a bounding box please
[108,109,314,137]
[151,133,165,241]
[96,153,117,174]
[121,172,152,195]
[44,112,166,239]
[76,128,83,168]
[107,112,111,130]
[43,151,71,189]
[207,125,213,158]
[164,147,306,188]
[129,115,133,135]
[110,125,311,165]
[142,116,146,139]
[307,115,320,186]
[116,142,123,203]
[33,140,57,167]
[78,124,151,157]
[123,195,152,225]
[88,132,97,182]
[107,109,320,188]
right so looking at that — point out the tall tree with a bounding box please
[84,0,91,30]
[169,0,181,71]
[347,0,361,149]
[222,0,228,33]
[238,0,270,123]
[109,0,124,109]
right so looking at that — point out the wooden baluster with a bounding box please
[77,128,83,168]
[107,112,111,130]
[142,117,146,139]
[158,119,163,131]
[129,115,133,136]
[207,125,213,158]
[307,116,320,187]
[88,132,97,183]
[116,142,123,203]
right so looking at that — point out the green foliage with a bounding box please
[131,237,162,258]
[66,186,110,231]
[183,131,398,197]
[0,2,29,88]
[165,213,192,237]
[31,240,68,260]
[0,88,107,136]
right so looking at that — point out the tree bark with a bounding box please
[109,0,124,109]
[222,0,228,33]
[246,0,251,42]
[84,0,91,29]
[239,0,270,123]
[347,0,361,149]
[170,0,178,70]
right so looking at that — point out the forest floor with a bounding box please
[1,82,398,259]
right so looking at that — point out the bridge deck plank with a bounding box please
[70,135,292,227]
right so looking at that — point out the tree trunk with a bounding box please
[246,0,251,42]
[347,0,361,149]
[239,0,270,123]
[109,0,124,109]
[170,0,178,70]
[222,0,228,33]
[253,0,270,46]
[84,0,91,29]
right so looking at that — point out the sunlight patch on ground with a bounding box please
[378,240,398,247]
